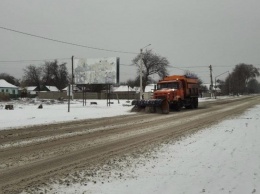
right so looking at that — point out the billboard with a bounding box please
[74,57,119,84]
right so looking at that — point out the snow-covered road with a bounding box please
[49,104,260,194]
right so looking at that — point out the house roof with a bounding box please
[62,86,81,91]
[26,86,38,91]
[45,86,59,92]
[202,83,220,91]
[145,84,156,92]
[0,79,18,88]
[114,85,134,92]
[133,86,140,92]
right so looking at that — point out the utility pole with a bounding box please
[209,65,213,98]
[140,49,143,99]
[71,56,74,100]
[229,72,231,95]
[139,44,151,100]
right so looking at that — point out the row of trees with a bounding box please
[0,50,259,94]
[127,50,260,95]
[0,60,69,90]
[216,63,260,95]
[23,60,69,90]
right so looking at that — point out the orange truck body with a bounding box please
[153,75,199,110]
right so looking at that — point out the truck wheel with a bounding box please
[175,100,181,111]
[194,98,198,109]
[190,101,194,109]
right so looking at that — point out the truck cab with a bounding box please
[154,80,184,100]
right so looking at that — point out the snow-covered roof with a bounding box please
[62,86,81,91]
[114,85,134,92]
[133,86,140,92]
[45,86,59,92]
[26,86,38,91]
[112,86,119,91]
[62,86,68,91]
[145,84,156,92]
[0,79,18,88]
[202,84,211,90]
[202,83,220,91]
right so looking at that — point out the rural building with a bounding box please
[25,86,40,95]
[0,79,18,96]
[145,84,156,92]
[113,85,134,92]
[62,85,81,92]
[44,86,60,92]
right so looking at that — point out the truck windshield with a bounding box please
[157,82,178,90]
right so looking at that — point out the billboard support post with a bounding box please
[68,84,70,112]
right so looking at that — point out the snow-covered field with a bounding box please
[0,98,134,130]
[0,97,219,130]
[1,97,259,193]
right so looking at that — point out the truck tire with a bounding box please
[174,100,181,111]
[194,98,198,109]
[185,98,195,109]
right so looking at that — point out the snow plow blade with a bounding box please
[131,99,169,114]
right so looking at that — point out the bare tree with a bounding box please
[126,79,138,88]
[227,63,259,94]
[247,79,260,94]
[132,50,169,91]
[56,63,69,90]
[23,65,42,89]
[42,60,69,90]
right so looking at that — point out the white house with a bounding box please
[144,84,156,92]
[45,86,60,92]
[62,85,81,92]
[0,79,18,95]
[25,86,38,95]
[113,85,134,92]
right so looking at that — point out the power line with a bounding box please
[0,26,138,55]
[168,65,186,71]
[172,66,208,68]
[0,58,70,63]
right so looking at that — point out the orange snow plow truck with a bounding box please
[132,75,199,114]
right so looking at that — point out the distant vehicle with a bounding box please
[132,75,199,114]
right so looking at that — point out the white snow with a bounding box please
[48,102,259,194]
[0,97,216,130]
[1,97,259,194]
[0,99,134,130]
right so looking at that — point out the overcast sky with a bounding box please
[0,0,260,84]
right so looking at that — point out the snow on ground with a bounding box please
[0,98,134,130]
[1,96,259,193]
[0,97,225,130]
[45,104,259,194]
